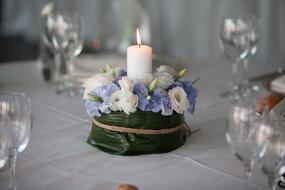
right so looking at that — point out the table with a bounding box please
[0,55,281,190]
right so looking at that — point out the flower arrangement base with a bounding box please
[87,111,187,155]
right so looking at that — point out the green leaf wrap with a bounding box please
[87,111,186,155]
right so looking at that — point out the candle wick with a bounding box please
[138,43,141,48]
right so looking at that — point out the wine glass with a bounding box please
[0,114,10,169]
[43,12,84,95]
[0,92,33,190]
[260,131,285,190]
[220,15,260,96]
[225,98,262,186]
[245,15,260,56]
[244,106,284,190]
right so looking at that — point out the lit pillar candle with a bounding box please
[127,29,152,80]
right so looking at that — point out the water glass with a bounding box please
[43,12,84,95]
[0,92,33,190]
[220,15,260,94]
[0,114,10,169]
[260,132,285,190]
[225,99,262,184]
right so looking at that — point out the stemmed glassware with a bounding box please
[43,12,84,95]
[225,97,265,187]
[260,131,285,190]
[220,15,260,98]
[0,114,10,169]
[0,92,33,190]
[255,112,285,190]
[226,96,285,190]
[221,14,285,189]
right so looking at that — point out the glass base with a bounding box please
[55,76,82,96]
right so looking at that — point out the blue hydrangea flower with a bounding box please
[181,81,197,113]
[134,83,148,98]
[160,96,173,116]
[145,88,163,112]
[134,83,149,110]
[134,84,173,115]
[85,100,102,117]
[91,83,120,101]
[85,83,120,117]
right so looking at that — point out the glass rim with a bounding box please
[0,91,31,109]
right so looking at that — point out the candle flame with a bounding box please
[136,28,141,48]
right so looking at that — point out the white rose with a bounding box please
[154,72,174,89]
[118,77,135,92]
[168,87,190,114]
[109,91,123,111]
[82,73,114,99]
[132,74,154,85]
[156,65,177,76]
[120,91,139,115]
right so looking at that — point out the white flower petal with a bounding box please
[118,77,135,92]
[109,91,122,111]
[154,72,174,89]
[82,73,114,99]
[168,87,189,114]
[132,74,154,85]
[156,65,177,76]
[120,91,138,115]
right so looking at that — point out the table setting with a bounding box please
[1,1,285,190]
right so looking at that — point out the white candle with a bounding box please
[127,29,152,80]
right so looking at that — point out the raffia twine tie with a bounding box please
[92,118,192,135]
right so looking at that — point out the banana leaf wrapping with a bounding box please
[87,111,187,155]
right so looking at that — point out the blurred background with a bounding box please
[0,0,284,65]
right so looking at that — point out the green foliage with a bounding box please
[87,111,186,155]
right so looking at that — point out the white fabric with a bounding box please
[0,56,282,189]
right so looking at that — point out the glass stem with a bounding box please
[232,59,249,88]
[55,53,71,78]
[241,58,249,85]
[54,53,62,82]
[268,176,277,190]
[244,160,253,179]
[232,61,241,91]
[8,149,17,190]
[54,53,75,95]
[243,160,253,190]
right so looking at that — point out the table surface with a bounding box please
[0,55,282,190]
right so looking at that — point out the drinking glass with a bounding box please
[0,114,10,169]
[43,12,84,95]
[247,107,275,161]
[260,132,285,190]
[220,15,260,96]
[0,92,33,190]
[225,98,262,186]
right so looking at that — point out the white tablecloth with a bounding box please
[0,56,280,190]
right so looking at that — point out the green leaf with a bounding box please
[100,68,107,73]
[192,76,200,85]
[87,94,103,102]
[106,64,113,70]
[148,79,158,93]
[87,111,186,155]
[177,69,187,80]
[112,68,115,78]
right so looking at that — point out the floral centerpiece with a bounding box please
[83,64,198,155]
